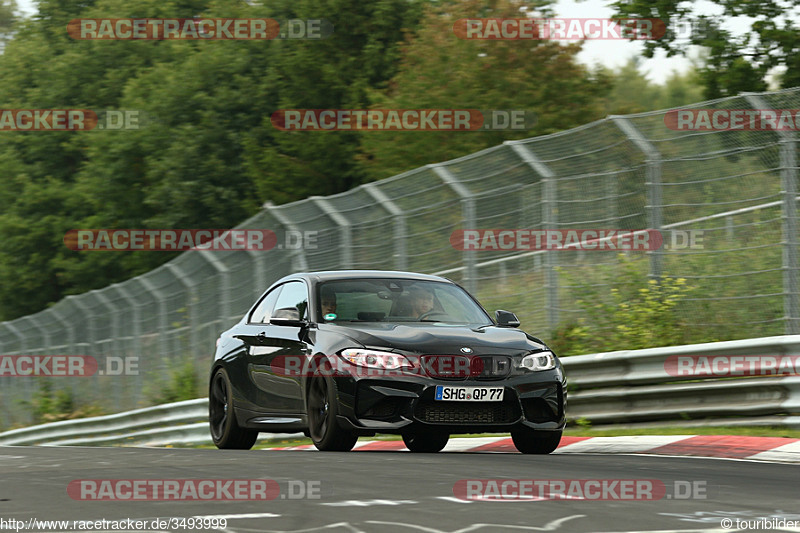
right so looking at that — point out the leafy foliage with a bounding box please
[610,0,800,97]
[549,255,695,355]
[0,0,651,321]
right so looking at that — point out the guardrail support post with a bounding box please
[507,141,560,330]
[431,164,477,294]
[612,116,663,280]
[363,183,408,271]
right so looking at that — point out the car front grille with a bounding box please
[419,355,513,380]
[414,397,521,424]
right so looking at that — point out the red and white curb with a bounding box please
[267,435,800,463]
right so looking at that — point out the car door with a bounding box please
[232,284,284,414]
[237,281,310,416]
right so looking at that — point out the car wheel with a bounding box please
[402,430,449,453]
[511,427,562,454]
[209,368,258,450]
[307,375,358,451]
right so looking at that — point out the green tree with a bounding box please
[0,0,426,320]
[609,0,798,97]
[600,58,705,115]
[0,0,15,42]
[242,0,425,204]
[357,0,611,181]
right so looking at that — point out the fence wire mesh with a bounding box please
[1,88,799,428]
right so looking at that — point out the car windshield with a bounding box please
[317,278,491,325]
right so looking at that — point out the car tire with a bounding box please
[511,427,562,454]
[402,430,449,453]
[307,375,358,452]
[209,368,259,450]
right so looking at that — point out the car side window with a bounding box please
[272,281,309,321]
[248,286,283,324]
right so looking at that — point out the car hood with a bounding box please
[317,322,546,355]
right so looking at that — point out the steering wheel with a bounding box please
[418,311,446,321]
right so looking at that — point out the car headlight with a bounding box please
[340,349,414,370]
[520,351,556,371]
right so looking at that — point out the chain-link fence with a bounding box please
[1,87,798,428]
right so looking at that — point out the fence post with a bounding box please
[21,315,49,354]
[196,251,231,330]
[166,263,198,360]
[267,204,309,271]
[109,283,144,403]
[507,141,560,330]
[745,94,800,334]
[135,276,169,361]
[111,284,142,362]
[312,196,353,269]
[612,116,663,280]
[49,307,76,355]
[2,322,28,426]
[363,182,408,271]
[66,295,94,355]
[2,322,25,354]
[430,164,477,294]
[89,290,118,359]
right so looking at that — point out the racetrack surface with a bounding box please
[1,446,799,533]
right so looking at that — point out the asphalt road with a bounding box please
[1,446,799,533]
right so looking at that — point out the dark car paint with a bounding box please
[211,270,567,436]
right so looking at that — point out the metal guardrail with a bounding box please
[1,335,799,446]
[563,335,800,388]
[0,398,302,447]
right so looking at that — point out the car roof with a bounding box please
[275,270,454,285]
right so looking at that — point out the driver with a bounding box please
[320,288,337,316]
[409,285,435,318]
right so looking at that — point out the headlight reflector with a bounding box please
[520,351,556,371]
[340,349,414,370]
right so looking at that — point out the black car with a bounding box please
[209,270,566,453]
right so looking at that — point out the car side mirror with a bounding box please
[270,307,308,327]
[495,310,520,328]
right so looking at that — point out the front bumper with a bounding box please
[332,372,566,436]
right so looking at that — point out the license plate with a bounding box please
[435,386,504,402]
